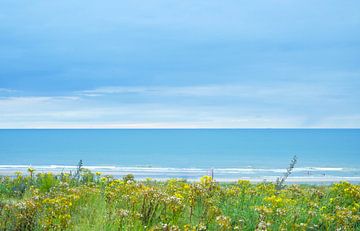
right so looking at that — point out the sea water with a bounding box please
[0,129,359,183]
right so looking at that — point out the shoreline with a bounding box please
[1,164,359,184]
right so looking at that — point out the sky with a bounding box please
[0,0,359,128]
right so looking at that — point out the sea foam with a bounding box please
[1,165,359,183]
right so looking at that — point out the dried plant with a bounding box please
[275,155,297,191]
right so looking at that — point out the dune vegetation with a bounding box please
[0,165,359,231]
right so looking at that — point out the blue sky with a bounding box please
[0,1,359,128]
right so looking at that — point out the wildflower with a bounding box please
[200,175,213,186]
[118,209,129,218]
[216,215,231,230]
[174,192,184,200]
[27,167,35,178]
[196,223,207,231]
[237,179,251,188]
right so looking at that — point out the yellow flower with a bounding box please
[216,215,231,230]
[237,179,251,187]
[174,192,184,200]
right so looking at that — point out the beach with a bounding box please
[1,164,360,184]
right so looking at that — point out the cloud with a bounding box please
[0,96,79,107]
[78,84,334,99]
[0,1,359,128]
[0,90,302,128]
[0,83,359,128]
[313,115,360,128]
[0,88,18,94]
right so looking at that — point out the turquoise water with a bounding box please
[0,129,359,182]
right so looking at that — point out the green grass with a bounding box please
[0,169,359,230]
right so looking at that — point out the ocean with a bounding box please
[0,129,359,183]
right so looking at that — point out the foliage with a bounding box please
[0,169,359,230]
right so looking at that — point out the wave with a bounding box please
[1,164,359,183]
[0,165,358,175]
[0,165,357,171]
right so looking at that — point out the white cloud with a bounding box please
[0,96,78,104]
[0,88,18,94]
[78,84,334,100]
[0,93,305,128]
[0,84,359,128]
[312,115,360,128]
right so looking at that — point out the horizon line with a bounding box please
[1,127,359,130]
